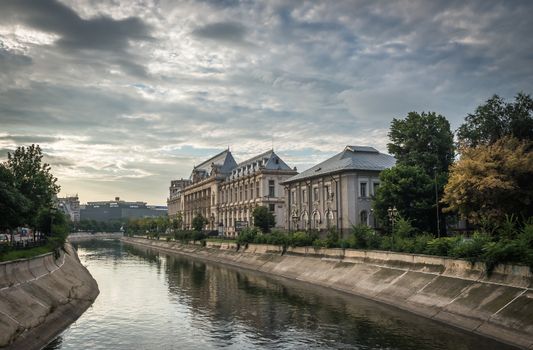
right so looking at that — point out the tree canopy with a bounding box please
[373,165,436,233]
[192,213,208,232]
[387,111,455,175]
[252,206,276,233]
[4,144,60,229]
[0,164,30,230]
[457,93,533,148]
[442,137,533,227]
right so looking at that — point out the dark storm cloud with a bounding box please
[192,21,248,45]
[0,0,152,51]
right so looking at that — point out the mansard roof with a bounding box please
[282,145,395,183]
[190,149,237,180]
[228,150,295,180]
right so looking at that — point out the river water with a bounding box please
[45,240,516,350]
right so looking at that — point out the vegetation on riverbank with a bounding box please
[233,219,533,272]
[1,145,70,261]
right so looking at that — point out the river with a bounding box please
[45,240,516,350]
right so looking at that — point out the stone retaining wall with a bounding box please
[0,244,99,349]
[127,237,533,349]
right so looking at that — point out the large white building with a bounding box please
[281,146,395,236]
[168,149,297,235]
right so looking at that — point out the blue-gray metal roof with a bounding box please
[283,146,395,183]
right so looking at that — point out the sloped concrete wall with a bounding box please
[0,243,99,349]
[125,237,533,349]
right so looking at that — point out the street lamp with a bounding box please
[433,166,441,238]
[387,206,398,235]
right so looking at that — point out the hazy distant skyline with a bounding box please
[1,0,532,204]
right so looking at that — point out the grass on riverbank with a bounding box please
[206,238,237,244]
[0,244,54,262]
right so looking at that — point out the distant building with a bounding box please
[57,195,80,222]
[80,197,167,222]
[167,179,191,219]
[281,146,395,235]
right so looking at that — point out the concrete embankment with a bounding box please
[122,236,533,349]
[0,243,99,349]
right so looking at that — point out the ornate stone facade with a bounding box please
[281,146,395,236]
[168,149,296,235]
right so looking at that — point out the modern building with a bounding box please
[57,195,80,222]
[281,146,395,236]
[80,197,167,222]
[168,149,297,235]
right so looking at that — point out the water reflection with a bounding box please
[46,240,517,350]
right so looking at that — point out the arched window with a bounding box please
[326,210,335,228]
[302,212,309,230]
[313,211,321,229]
[360,210,368,226]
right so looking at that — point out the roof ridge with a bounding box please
[236,149,273,167]
[194,149,230,169]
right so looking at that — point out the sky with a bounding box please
[0,0,532,205]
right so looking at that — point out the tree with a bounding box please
[4,144,60,229]
[457,93,533,148]
[171,213,183,231]
[373,165,436,233]
[252,206,276,233]
[442,137,533,228]
[0,164,29,230]
[381,111,454,235]
[192,213,207,232]
[388,111,455,175]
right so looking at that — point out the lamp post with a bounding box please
[387,206,398,247]
[433,166,441,238]
[49,207,57,239]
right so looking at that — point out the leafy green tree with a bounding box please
[388,111,455,174]
[457,93,533,148]
[0,164,29,230]
[442,137,533,228]
[380,112,454,235]
[171,213,183,231]
[252,206,276,233]
[192,213,207,232]
[373,165,436,233]
[4,144,60,229]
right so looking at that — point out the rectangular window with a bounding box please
[313,187,319,201]
[256,182,260,198]
[239,186,243,201]
[302,189,307,203]
[245,184,248,200]
[269,204,275,212]
[268,180,275,197]
[250,186,254,199]
[324,185,330,199]
[373,182,380,195]
[360,182,367,197]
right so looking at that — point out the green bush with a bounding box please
[351,224,375,249]
[325,228,340,248]
[393,216,417,238]
[449,232,490,262]
[425,236,461,256]
[288,231,318,247]
[236,227,259,245]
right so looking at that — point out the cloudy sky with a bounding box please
[0,0,532,205]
